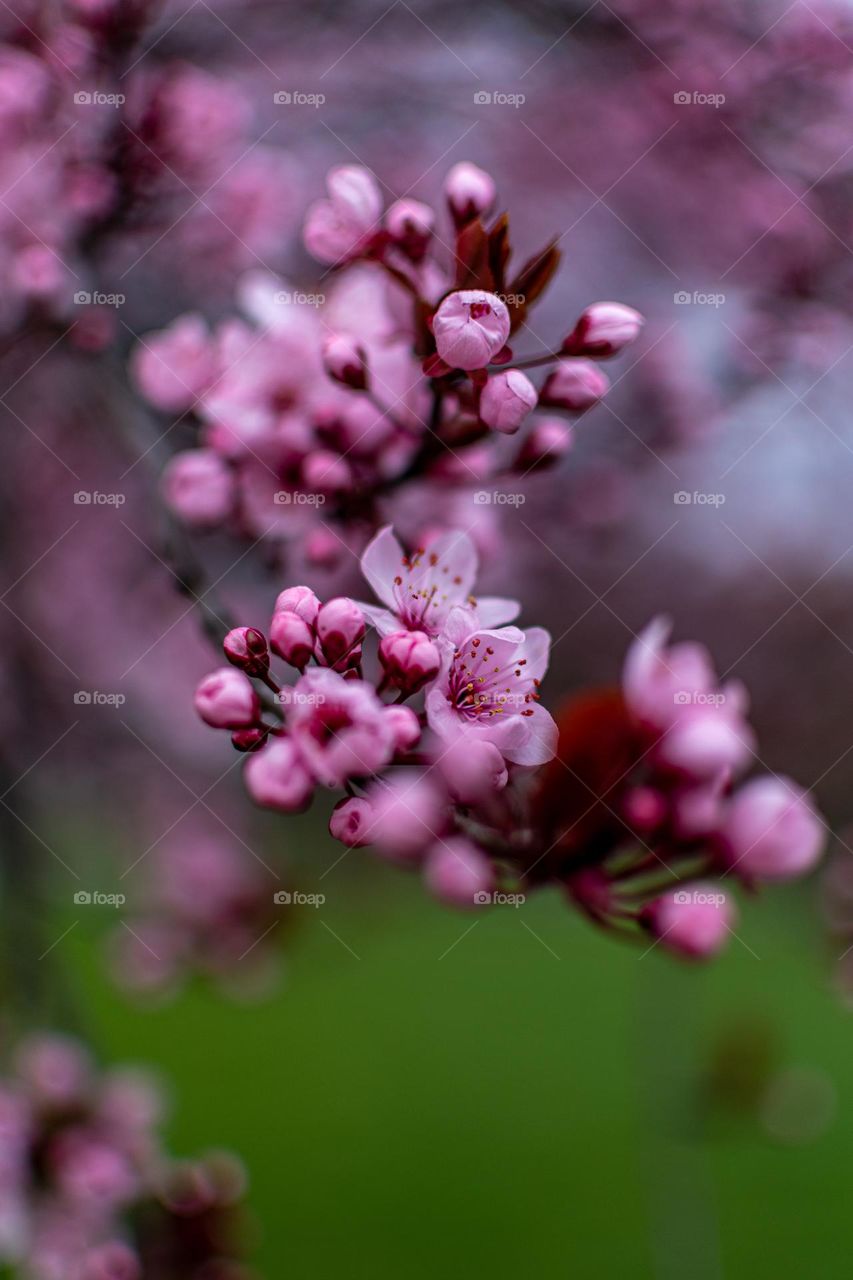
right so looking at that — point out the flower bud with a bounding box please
[244,737,314,812]
[379,630,441,695]
[621,785,667,833]
[269,610,314,670]
[720,777,825,881]
[305,526,346,570]
[231,726,268,752]
[223,626,269,677]
[194,668,260,729]
[513,418,573,471]
[437,735,508,805]
[130,314,215,412]
[161,449,233,528]
[329,796,375,847]
[479,369,537,434]
[302,449,353,494]
[385,198,435,259]
[539,359,610,411]
[644,885,734,960]
[656,710,753,780]
[384,705,422,751]
[367,775,446,863]
[321,333,369,391]
[444,161,496,227]
[432,290,510,371]
[424,837,495,908]
[273,585,321,628]
[562,302,644,358]
[316,597,366,667]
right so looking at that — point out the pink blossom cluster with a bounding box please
[553,618,826,959]
[194,525,558,908]
[0,1033,252,1279]
[135,162,642,554]
[0,5,294,340]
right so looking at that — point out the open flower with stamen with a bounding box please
[425,607,557,766]
[358,525,519,637]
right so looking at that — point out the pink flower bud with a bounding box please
[621,786,667,833]
[424,837,495,908]
[367,775,446,863]
[16,1034,91,1107]
[513,418,573,471]
[244,736,314,812]
[273,585,321,628]
[194,668,260,729]
[316,597,366,667]
[444,161,496,227]
[223,626,269,677]
[305,526,346,570]
[384,705,422,751]
[322,333,369,390]
[329,796,375,847]
[231,726,268,752]
[385,197,435,259]
[562,302,644,358]
[437,735,508,805]
[656,710,753,780]
[161,449,233,528]
[479,369,537,434]
[302,449,353,494]
[720,777,825,881]
[644,884,734,959]
[131,314,215,412]
[539,359,610,411]
[303,165,382,265]
[269,611,314,669]
[432,289,510,371]
[379,630,441,695]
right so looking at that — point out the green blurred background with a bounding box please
[66,821,847,1280]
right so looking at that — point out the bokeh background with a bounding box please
[6,0,853,1274]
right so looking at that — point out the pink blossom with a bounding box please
[285,668,395,787]
[303,165,382,265]
[385,198,434,259]
[222,627,268,677]
[359,525,518,636]
[131,315,216,413]
[269,611,314,669]
[563,301,644,357]
[514,418,573,471]
[644,885,734,959]
[720,777,825,880]
[194,669,259,729]
[315,597,366,668]
[383,705,422,752]
[329,796,375,848]
[444,161,496,226]
[243,736,314,813]
[365,774,447,862]
[424,837,495,908]
[539,359,610,411]
[321,333,368,390]
[379,629,441,694]
[274,585,321,628]
[160,450,233,528]
[426,609,558,767]
[479,369,537,434]
[432,289,510,370]
[436,734,508,805]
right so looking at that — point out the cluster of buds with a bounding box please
[533,618,826,959]
[0,1034,253,1279]
[136,162,642,557]
[196,541,826,955]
